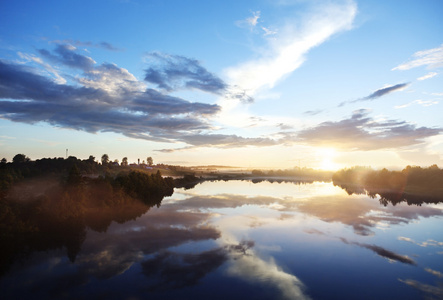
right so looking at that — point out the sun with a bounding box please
[316,148,339,171]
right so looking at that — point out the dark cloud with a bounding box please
[224,85,255,103]
[303,109,325,116]
[0,59,220,143]
[297,109,441,150]
[141,240,255,291]
[339,83,410,107]
[144,52,254,103]
[52,39,123,51]
[363,83,409,100]
[39,44,96,71]
[156,133,278,152]
[1,46,273,149]
[133,89,219,115]
[340,238,416,265]
[361,244,416,265]
[144,52,227,94]
[179,133,277,148]
[98,41,121,51]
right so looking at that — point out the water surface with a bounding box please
[1,180,443,299]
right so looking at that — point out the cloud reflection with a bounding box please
[398,236,443,248]
[297,195,443,236]
[340,238,416,265]
[141,248,228,290]
[399,279,443,298]
[226,252,311,300]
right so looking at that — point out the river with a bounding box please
[1,180,442,299]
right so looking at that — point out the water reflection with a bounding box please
[332,166,443,206]
[297,195,443,236]
[1,179,443,299]
[224,243,310,300]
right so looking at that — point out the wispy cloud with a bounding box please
[38,44,96,71]
[425,268,443,278]
[303,109,326,116]
[392,43,443,70]
[156,133,278,153]
[362,83,409,100]
[17,51,67,84]
[143,52,253,104]
[340,238,416,265]
[261,26,277,37]
[417,71,438,81]
[395,99,439,109]
[247,11,260,27]
[398,236,443,247]
[296,109,441,151]
[399,279,443,298]
[226,1,357,97]
[339,83,409,107]
[51,39,123,51]
[236,11,261,29]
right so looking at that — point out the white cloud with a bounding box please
[227,254,310,300]
[226,1,357,96]
[392,44,443,71]
[262,26,277,37]
[79,63,146,96]
[417,72,438,81]
[246,11,261,27]
[394,99,439,109]
[217,2,357,131]
[17,51,67,84]
[236,11,261,29]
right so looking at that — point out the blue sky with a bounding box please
[1,0,442,169]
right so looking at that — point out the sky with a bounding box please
[0,0,442,170]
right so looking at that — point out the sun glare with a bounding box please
[317,148,339,170]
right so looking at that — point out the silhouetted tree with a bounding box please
[121,157,128,166]
[101,154,109,165]
[147,157,153,166]
[87,155,95,163]
[0,158,6,164]
[12,154,29,163]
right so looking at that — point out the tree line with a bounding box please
[0,154,161,196]
[332,165,443,205]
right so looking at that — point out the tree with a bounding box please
[13,154,30,163]
[87,155,95,163]
[147,157,153,166]
[0,158,6,164]
[121,157,128,166]
[114,159,119,165]
[66,165,82,185]
[101,154,109,165]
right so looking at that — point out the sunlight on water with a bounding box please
[173,180,346,201]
